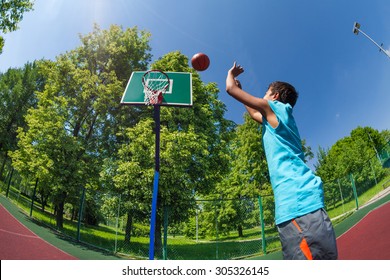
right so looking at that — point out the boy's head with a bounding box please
[265,81,298,107]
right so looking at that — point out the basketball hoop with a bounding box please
[142,70,170,105]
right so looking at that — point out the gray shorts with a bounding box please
[277,208,338,260]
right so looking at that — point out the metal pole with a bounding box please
[353,22,390,59]
[338,179,345,214]
[196,208,199,243]
[77,187,86,242]
[163,206,168,260]
[215,202,219,260]
[350,174,359,210]
[115,194,121,253]
[149,105,161,260]
[258,196,266,255]
[367,131,381,163]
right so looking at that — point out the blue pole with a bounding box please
[149,105,161,260]
[149,171,159,259]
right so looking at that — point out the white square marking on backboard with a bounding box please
[144,79,174,94]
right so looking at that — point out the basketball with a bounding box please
[191,53,210,71]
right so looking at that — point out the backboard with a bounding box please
[121,71,192,107]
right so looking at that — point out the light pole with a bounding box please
[353,22,390,59]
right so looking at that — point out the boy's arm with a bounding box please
[234,79,263,124]
[244,105,263,124]
[225,62,277,127]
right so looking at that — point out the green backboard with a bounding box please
[121,71,193,107]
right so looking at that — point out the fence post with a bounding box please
[195,207,199,243]
[77,187,86,242]
[337,179,345,214]
[350,174,359,210]
[214,201,219,260]
[369,159,378,186]
[258,196,267,255]
[163,205,169,260]
[114,194,121,253]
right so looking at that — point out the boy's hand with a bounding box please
[229,61,244,78]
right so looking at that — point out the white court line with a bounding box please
[0,228,39,238]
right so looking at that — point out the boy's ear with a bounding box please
[273,92,280,101]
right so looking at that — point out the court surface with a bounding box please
[0,203,76,260]
[337,201,390,259]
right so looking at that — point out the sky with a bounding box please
[1,0,390,169]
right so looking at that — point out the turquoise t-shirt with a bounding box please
[262,101,324,225]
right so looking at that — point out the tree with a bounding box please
[0,0,34,54]
[10,24,152,229]
[0,62,41,180]
[111,118,155,244]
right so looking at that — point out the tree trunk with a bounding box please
[55,191,67,229]
[237,224,244,237]
[0,152,8,180]
[124,211,133,244]
[56,201,64,229]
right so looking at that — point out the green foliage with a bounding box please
[113,118,154,221]
[0,0,33,32]
[0,0,34,54]
[316,126,386,180]
[0,62,41,179]
[0,37,4,55]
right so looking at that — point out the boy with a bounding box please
[226,62,337,260]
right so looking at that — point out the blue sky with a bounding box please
[1,0,389,168]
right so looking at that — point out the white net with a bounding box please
[142,70,170,105]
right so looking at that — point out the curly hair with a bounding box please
[268,81,298,107]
